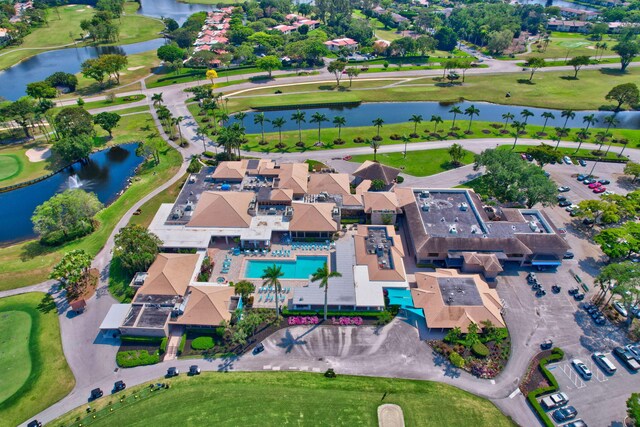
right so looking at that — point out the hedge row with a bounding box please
[526,347,565,427]
[178,333,186,355]
[160,337,168,354]
[116,350,160,368]
[120,336,164,344]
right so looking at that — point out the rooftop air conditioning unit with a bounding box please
[420,190,430,198]
[460,202,468,211]
[449,225,458,234]
[421,204,430,212]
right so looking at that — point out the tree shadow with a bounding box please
[20,240,58,262]
[516,79,535,85]
[37,293,57,313]
[276,329,307,354]
[217,355,236,372]
[560,76,578,81]
[432,350,461,378]
[598,68,626,76]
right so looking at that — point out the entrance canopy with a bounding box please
[386,288,414,308]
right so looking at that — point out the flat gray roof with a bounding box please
[438,277,482,306]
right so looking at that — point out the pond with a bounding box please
[232,101,640,134]
[513,0,599,12]
[0,38,165,101]
[0,143,143,245]
[137,0,212,24]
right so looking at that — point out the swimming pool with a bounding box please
[244,256,327,279]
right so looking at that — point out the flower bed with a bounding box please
[288,316,320,325]
[331,316,363,326]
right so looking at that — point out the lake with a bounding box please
[513,0,599,12]
[138,0,212,24]
[231,101,640,134]
[0,143,143,244]
[0,38,165,101]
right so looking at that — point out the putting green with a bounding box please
[0,311,32,404]
[0,154,22,182]
[556,40,591,48]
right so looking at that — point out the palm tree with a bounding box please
[449,106,462,130]
[582,113,597,133]
[448,143,465,166]
[603,114,618,135]
[271,117,286,146]
[575,128,590,152]
[401,134,410,159]
[291,110,306,143]
[173,116,184,143]
[430,115,443,133]
[219,112,230,127]
[310,262,342,320]
[599,42,608,60]
[540,111,555,133]
[553,126,565,150]
[502,112,514,131]
[195,126,208,153]
[151,93,163,107]
[218,122,245,157]
[511,120,526,149]
[409,114,422,135]
[310,112,328,143]
[561,109,575,130]
[254,112,269,144]
[235,111,247,128]
[368,138,381,161]
[333,115,346,140]
[372,117,384,138]
[520,109,534,125]
[464,105,480,133]
[261,264,284,320]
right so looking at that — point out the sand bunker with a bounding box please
[25,146,52,162]
[127,66,145,71]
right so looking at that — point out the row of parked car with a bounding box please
[540,392,586,426]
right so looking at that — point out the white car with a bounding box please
[563,156,573,165]
[613,301,628,317]
[571,359,592,380]
[565,204,579,212]
[602,190,615,196]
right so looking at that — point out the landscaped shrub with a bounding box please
[160,337,168,354]
[526,347,565,427]
[449,351,465,368]
[331,317,363,326]
[396,176,404,184]
[187,157,202,173]
[191,336,215,351]
[203,151,215,158]
[353,137,365,143]
[472,342,490,357]
[324,368,337,378]
[116,350,160,368]
[288,316,320,325]
[215,327,225,337]
[389,134,401,140]
[372,135,383,141]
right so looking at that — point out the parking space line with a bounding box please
[559,363,586,389]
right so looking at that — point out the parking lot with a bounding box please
[545,349,638,426]
[545,160,629,210]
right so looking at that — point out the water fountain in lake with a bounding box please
[68,175,83,189]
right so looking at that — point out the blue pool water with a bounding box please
[245,256,327,279]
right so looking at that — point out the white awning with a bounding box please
[99,304,132,330]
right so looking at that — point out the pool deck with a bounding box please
[207,242,333,309]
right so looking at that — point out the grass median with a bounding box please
[226,68,640,111]
[0,292,74,427]
[0,114,182,291]
[51,371,516,427]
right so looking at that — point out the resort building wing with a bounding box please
[411,269,505,332]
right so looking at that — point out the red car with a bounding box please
[593,186,606,194]
[342,155,352,161]
[588,182,601,189]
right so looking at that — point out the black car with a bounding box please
[113,381,126,392]
[189,365,201,375]
[167,367,179,377]
[541,339,553,350]
[557,195,567,202]
[563,252,574,259]
[553,406,578,422]
[27,421,42,427]
[598,179,610,185]
[253,342,265,355]
[582,218,595,226]
[559,200,572,207]
[90,388,103,400]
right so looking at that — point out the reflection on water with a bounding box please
[0,143,142,244]
[233,101,640,134]
[0,38,165,100]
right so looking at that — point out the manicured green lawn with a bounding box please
[0,114,182,290]
[227,69,640,112]
[350,148,475,177]
[0,293,74,427]
[0,2,163,71]
[128,174,186,228]
[521,33,616,60]
[52,372,515,427]
[0,311,32,404]
[0,154,22,181]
